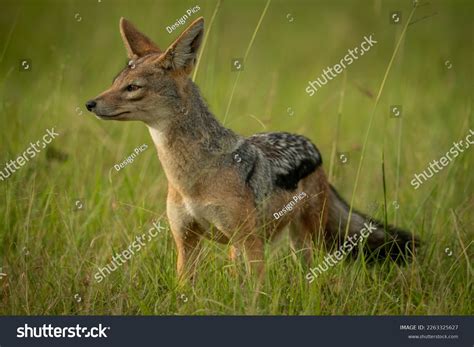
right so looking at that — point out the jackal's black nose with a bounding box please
[85,100,97,111]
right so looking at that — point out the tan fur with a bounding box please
[165,158,330,282]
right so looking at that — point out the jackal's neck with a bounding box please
[147,82,240,194]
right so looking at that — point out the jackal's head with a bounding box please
[86,17,204,124]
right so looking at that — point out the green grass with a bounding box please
[0,0,472,315]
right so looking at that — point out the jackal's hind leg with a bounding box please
[289,220,314,266]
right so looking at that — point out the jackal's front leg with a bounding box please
[167,188,203,285]
[172,221,203,285]
[220,200,265,281]
[240,234,265,279]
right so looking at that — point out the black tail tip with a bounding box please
[366,226,420,263]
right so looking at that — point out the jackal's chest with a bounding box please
[181,194,247,236]
[182,198,212,226]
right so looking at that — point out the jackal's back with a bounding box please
[228,132,323,204]
[247,132,323,190]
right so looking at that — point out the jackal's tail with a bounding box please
[326,184,419,261]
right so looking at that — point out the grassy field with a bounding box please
[0,0,472,315]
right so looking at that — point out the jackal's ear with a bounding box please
[120,18,161,59]
[160,17,204,73]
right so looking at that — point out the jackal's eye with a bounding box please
[126,84,141,92]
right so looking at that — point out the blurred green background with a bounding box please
[0,0,472,314]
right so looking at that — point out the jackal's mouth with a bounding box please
[96,111,131,119]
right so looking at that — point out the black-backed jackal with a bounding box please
[86,17,418,283]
